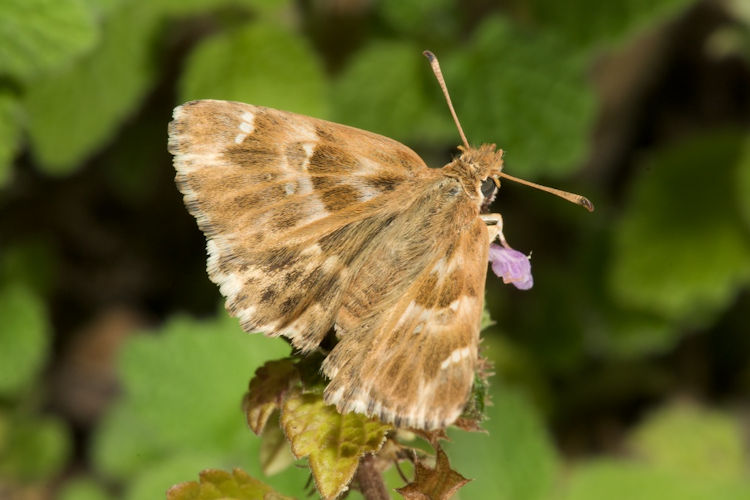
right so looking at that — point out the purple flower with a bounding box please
[488,243,533,290]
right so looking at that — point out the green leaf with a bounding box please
[24,2,160,174]
[448,16,596,178]
[332,41,454,146]
[280,390,391,500]
[0,283,49,397]
[0,92,21,186]
[609,131,750,323]
[508,0,695,50]
[444,385,558,500]
[0,414,71,481]
[167,468,294,500]
[630,402,746,481]
[92,312,291,479]
[127,453,227,500]
[0,0,98,83]
[562,460,750,500]
[179,22,327,118]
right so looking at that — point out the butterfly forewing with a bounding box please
[168,99,489,429]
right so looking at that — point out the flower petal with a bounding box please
[488,243,533,290]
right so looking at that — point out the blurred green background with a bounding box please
[1,0,750,499]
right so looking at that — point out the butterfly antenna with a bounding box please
[499,172,595,212]
[424,50,594,212]
[423,50,470,149]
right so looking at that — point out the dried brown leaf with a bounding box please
[396,446,470,500]
[242,358,298,435]
[259,414,296,476]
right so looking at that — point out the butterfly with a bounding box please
[167,51,592,430]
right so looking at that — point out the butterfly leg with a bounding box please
[480,213,508,246]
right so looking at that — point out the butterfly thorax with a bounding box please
[442,144,504,204]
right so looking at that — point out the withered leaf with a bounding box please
[396,445,470,500]
[242,358,298,435]
[259,413,296,476]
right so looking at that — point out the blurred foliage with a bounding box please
[57,477,113,500]
[0,0,98,83]
[561,402,750,500]
[179,22,327,116]
[630,402,747,481]
[506,0,696,50]
[445,386,558,500]
[447,16,596,178]
[609,131,750,324]
[1,0,749,498]
[0,92,21,185]
[332,40,451,144]
[91,313,309,499]
[23,2,160,174]
[0,283,49,396]
[0,414,71,483]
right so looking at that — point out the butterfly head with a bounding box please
[444,143,504,210]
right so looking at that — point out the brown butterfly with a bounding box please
[168,51,592,430]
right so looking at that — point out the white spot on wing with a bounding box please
[301,143,315,170]
[173,152,222,174]
[440,346,472,369]
[356,185,380,203]
[300,244,322,258]
[239,111,255,132]
[284,182,295,195]
[234,133,246,144]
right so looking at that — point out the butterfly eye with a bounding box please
[481,177,497,199]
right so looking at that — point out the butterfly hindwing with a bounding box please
[323,197,489,429]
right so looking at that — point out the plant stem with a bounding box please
[355,454,390,500]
